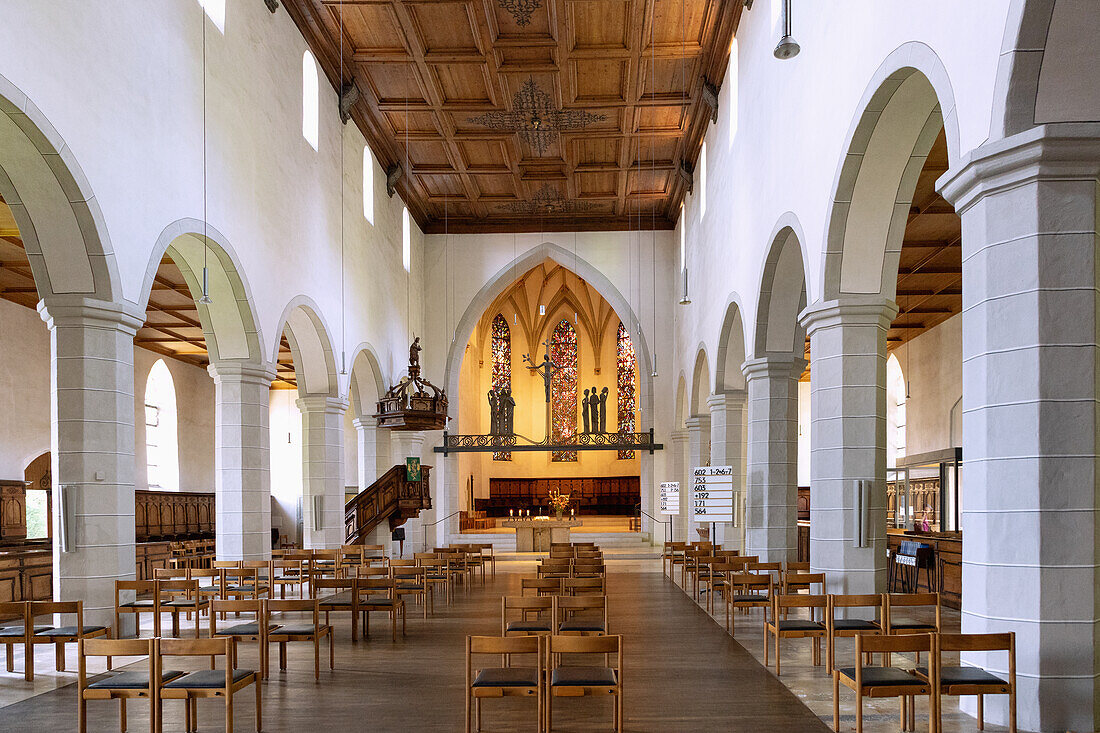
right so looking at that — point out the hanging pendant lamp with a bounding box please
[774,0,801,60]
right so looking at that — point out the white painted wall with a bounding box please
[269,389,303,544]
[0,298,50,479]
[890,315,962,456]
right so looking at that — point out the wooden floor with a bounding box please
[0,566,828,732]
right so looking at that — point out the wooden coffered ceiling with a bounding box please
[282,0,740,232]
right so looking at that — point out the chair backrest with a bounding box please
[502,595,552,622]
[352,566,389,579]
[154,568,189,579]
[265,598,320,626]
[29,600,82,627]
[468,634,541,656]
[0,601,26,627]
[82,637,150,659]
[774,592,827,614]
[729,573,771,594]
[715,549,741,559]
[747,561,782,576]
[240,560,268,572]
[115,579,157,603]
[786,561,810,572]
[356,577,396,597]
[548,633,621,663]
[156,578,200,598]
[211,560,241,569]
[857,632,934,656]
[521,577,562,596]
[937,632,1014,654]
[885,592,941,630]
[554,594,606,619]
[314,578,355,596]
[784,571,825,591]
[273,559,303,573]
[563,576,606,595]
[828,593,883,620]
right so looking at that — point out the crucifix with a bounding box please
[523,340,561,441]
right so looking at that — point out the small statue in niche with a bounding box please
[603,388,609,431]
[581,388,592,433]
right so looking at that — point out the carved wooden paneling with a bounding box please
[135,490,215,542]
[346,464,433,543]
[282,0,740,232]
[0,481,27,540]
[481,475,639,515]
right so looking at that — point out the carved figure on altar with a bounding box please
[582,388,592,433]
[488,390,499,434]
[599,387,609,433]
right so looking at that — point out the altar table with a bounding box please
[501,518,582,552]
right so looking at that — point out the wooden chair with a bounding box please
[537,559,571,580]
[570,559,605,579]
[115,580,159,639]
[826,594,884,673]
[522,577,563,597]
[418,557,451,607]
[78,637,179,733]
[832,633,936,733]
[783,570,825,595]
[695,556,724,612]
[315,578,359,641]
[553,595,608,636]
[466,635,543,733]
[546,634,622,732]
[156,636,261,733]
[662,542,689,579]
[914,632,1016,733]
[885,593,941,644]
[361,544,388,567]
[393,563,432,618]
[765,593,827,675]
[355,577,406,641]
[502,596,554,637]
[746,561,782,584]
[189,568,222,607]
[724,572,771,634]
[474,543,496,579]
[563,576,605,596]
[29,600,110,674]
[264,598,333,681]
[452,545,486,584]
[1,601,48,680]
[270,559,305,599]
[155,579,208,638]
[209,599,274,679]
[222,567,268,605]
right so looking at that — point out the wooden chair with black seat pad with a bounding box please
[115,580,159,640]
[209,599,276,679]
[553,595,608,636]
[537,559,572,580]
[451,545,486,585]
[747,561,783,584]
[270,559,305,599]
[355,577,406,641]
[222,567,268,608]
[155,636,261,733]
[885,593,941,665]
[563,576,605,596]
[680,548,706,595]
[360,544,388,568]
[393,564,431,619]
[466,635,544,733]
[826,594,884,673]
[155,579,209,639]
[437,550,469,597]
[502,596,554,637]
[188,568,222,608]
[570,559,605,579]
[29,600,110,674]
[662,542,689,579]
[522,577,562,597]
[783,569,824,596]
[264,598,333,681]
[914,632,1016,733]
[765,593,828,675]
[240,560,271,591]
[78,637,181,733]
[695,555,725,612]
[546,634,622,733]
[315,577,359,641]
[418,557,451,608]
[723,572,771,634]
[473,543,496,579]
[832,633,937,733]
[1,601,50,680]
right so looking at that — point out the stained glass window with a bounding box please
[491,314,511,461]
[616,321,637,459]
[550,319,578,462]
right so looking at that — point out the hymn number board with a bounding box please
[692,466,734,522]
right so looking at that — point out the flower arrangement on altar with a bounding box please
[548,489,571,518]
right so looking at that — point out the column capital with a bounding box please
[798,297,898,336]
[684,415,711,432]
[707,391,747,412]
[296,394,350,415]
[669,429,689,443]
[939,123,1100,213]
[741,355,807,382]
[352,416,377,431]
[37,296,145,335]
[207,359,277,386]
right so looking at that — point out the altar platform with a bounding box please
[501,517,582,551]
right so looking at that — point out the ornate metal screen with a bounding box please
[491,314,511,460]
[617,321,637,459]
[550,319,578,461]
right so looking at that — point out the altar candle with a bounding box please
[510,508,514,517]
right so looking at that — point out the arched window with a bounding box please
[616,321,636,459]
[145,360,180,492]
[491,314,511,461]
[886,354,906,468]
[363,146,375,224]
[302,50,319,150]
[549,319,578,462]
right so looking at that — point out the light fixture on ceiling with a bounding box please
[497,184,598,216]
[468,78,604,156]
[498,0,542,26]
[774,0,801,60]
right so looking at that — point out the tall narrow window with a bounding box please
[145,360,180,492]
[699,141,707,217]
[302,50,319,150]
[197,0,226,32]
[616,322,637,459]
[402,207,411,271]
[363,147,375,224]
[491,314,511,461]
[550,320,578,462]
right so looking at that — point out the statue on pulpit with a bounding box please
[409,337,421,369]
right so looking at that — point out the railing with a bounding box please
[345,464,432,545]
[421,511,462,553]
[638,510,672,545]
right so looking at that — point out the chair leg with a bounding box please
[226,693,234,733]
[5,643,12,672]
[977,694,984,730]
[25,638,33,681]
[120,696,127,733]
[329,631,334,670]
[314,636,320,681]
[856,690,863,733]
[255,677,263,732]
[56,642,66,671]
[465,691,471,733]
[775,633,781,676]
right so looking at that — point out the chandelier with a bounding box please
[468,77,605,156]
[497,185,599,215]
[498,0,542,26]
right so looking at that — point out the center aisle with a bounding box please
[0,564,828,732]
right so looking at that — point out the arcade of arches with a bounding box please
[0,1,1098,731]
